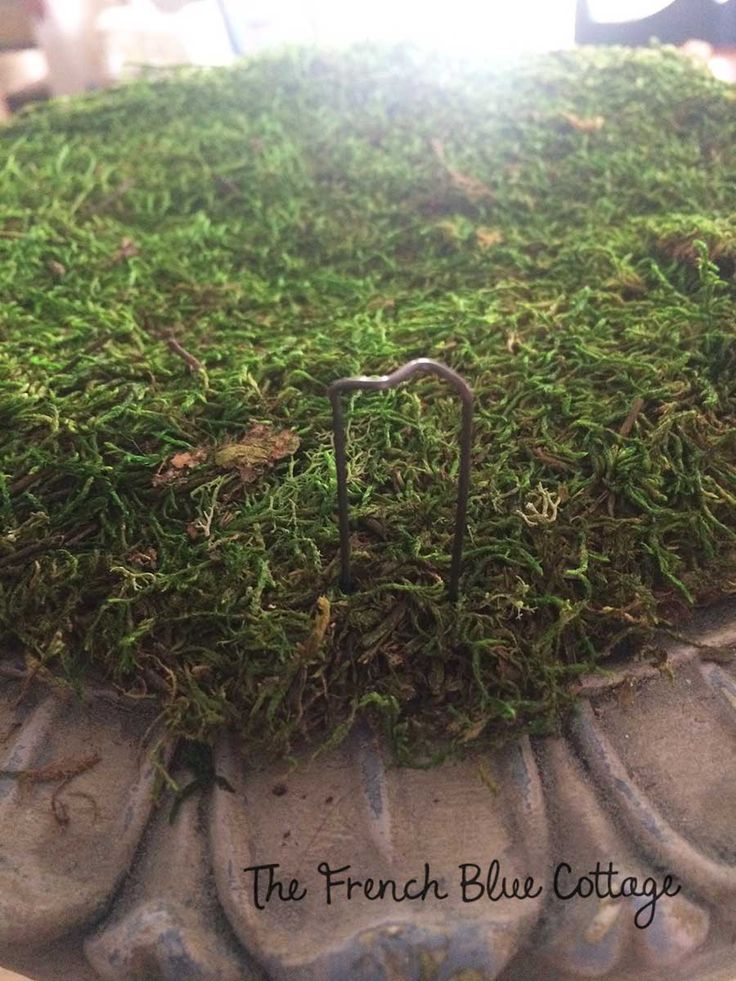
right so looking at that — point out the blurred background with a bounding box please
[1,0,736,119]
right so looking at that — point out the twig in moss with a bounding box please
[430,137,494,203]
[532,447,573,473]
[0,536,65,570]
[165,333,205,375]
[619,397,646,437]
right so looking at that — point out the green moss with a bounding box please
[1,45,736,761]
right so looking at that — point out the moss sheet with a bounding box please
[1,45,736,759]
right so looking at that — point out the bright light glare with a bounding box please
[224,0,577,57]
[48,0,87,35]
[709,55,736,81]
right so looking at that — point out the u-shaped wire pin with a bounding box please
[328,358,474,603]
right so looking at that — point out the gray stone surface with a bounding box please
[1,600,736,979]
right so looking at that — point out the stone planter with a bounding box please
[1,601,735,980]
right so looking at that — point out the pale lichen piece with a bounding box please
[516,483,562,526]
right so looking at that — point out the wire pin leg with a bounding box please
[328,358,474,603]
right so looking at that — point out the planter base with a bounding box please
[2,602,736,980]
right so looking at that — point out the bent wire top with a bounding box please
[328,358,474,602]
